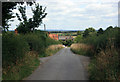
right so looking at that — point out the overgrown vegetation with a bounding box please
[71,43,94,57]
[71,26,120,80]
[2,31,61,80]
[2,2,61,80]
[59,39,73,47]
[3,51,40,80]
[45,44,63,57]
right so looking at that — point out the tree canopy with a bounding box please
[83,27,96,38]
[2,2,34,32]
[16,3,47,34]
[97,28,104,35]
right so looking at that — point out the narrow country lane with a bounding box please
[25,47,90,80]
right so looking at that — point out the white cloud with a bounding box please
[103,12,118,17]
[8,0,119,30]
[72,14,84,17]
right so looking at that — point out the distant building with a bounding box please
[49,33,59,40]
[58,36,73,41]
[48,32,74,41]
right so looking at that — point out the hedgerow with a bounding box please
[72,26,120,80]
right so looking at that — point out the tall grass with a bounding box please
[45,44,63,56]
[71,43,94,57]
[89,43,120,80]
[3,51,40,80]
[73,26,120,80]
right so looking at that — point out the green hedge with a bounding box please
[2,31,62,80]
[74,26,120,80]
[2,32,29,67]
[23,32,46,55]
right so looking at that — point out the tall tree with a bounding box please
[31,3,47,30]
[77,31,82,35]
[16,3,47,34]
[83,29,89,38]
[97,28,104,35]
[83,27,96,38]
[2,2,34,32]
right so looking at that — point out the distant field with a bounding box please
[49,31,78,36]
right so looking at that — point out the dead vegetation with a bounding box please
[70,43,94,56]
[45,44,63,56]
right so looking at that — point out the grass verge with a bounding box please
[88,45,120,80]
[70,43,94,57]
[71,43,120,80]
[45,44,63,56]
[2,51,40,80]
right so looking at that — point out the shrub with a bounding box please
[71,26,120,80]
[74,35,83,43]
[23,32,46,55]
[2,30,62,80]
[2,32,29,68]
[60,39,73,46]
[23,31,61,57]
[46,37,61,46]
[89,44,119,80]
[3,51,40,80]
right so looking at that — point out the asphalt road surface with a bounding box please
[25,47,90,80]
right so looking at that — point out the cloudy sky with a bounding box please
[9,0,120,30]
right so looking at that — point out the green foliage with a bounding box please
[77,26,120,54]
[16,3,47,34]
[77,31,82,35]
[89,44,119,80]
[2,30,61,80]
[2,2,16,31]
[23,31,61,57]
[32,3,47,29]
[2,32,29,67]
[23,32,46,55]
[46,37,61,46]
[2,2,34,31]
[60,39,73,46]
[3,51,40,80]
[83,27,96,38]
[74,35,83,43]
[73,26,120,80]
[97,28,104,35]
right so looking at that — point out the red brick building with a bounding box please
[49,33,59,40]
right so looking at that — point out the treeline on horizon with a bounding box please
[46,29,97,33]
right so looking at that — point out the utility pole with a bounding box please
[44,24,46,31]
[0,1,2,81]
[118,1,120,27]
[0,1,2,32]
